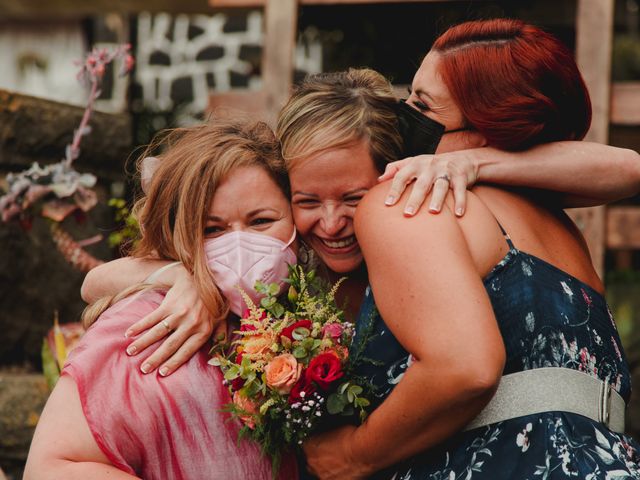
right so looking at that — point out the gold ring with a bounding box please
[161,320,171,331]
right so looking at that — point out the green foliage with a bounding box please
[41,340,60,390]
[107,198,140,253]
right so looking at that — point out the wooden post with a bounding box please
[262,0,299,126]
[569,0,615,278]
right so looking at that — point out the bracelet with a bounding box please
[144,261,182,284]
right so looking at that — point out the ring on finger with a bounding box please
[435,174,451,183]
[161,320,171,331]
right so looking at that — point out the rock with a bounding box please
[0,373,49,479]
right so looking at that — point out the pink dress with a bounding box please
[63,290,297,480]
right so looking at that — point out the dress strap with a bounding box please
[496,221,516,250]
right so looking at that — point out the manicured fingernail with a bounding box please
[385,195,396,205]
[159,367,169,377]
[124,330,130,338]
[456,207,464,216]
[404,206,415,216]
[429,204,440,213]
[126,345,137,355]
[141,363,151,374]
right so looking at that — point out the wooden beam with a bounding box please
[0,89,131,177]
[261,0,298,126]
[568,0,615,277]
[607,206,640,250]
[611,82,640,125]
[211,0,458,6]
[0,0,215,19]
[207,90,268,120]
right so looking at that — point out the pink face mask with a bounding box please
[204,228,297,316]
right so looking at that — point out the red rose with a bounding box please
[305,352,344,390]
[230,376,245,391]
[280,319,312,341]
[288,371,316,404]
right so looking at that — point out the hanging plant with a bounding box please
[0,45,135,272]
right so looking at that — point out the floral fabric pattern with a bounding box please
[353,242,640,479]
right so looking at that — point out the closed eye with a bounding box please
[293,198,320,208]
[344,195,364,206]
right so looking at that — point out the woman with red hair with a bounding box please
[301,19,640,479]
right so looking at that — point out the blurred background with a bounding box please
[0,0,638,478]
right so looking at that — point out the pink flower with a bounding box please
[322,323,343,340]
[264,354,302,394]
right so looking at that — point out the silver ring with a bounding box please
[161,320,171,331]
[435,174,451,183]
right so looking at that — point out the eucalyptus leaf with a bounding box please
[327,393,347,414]
[272,304,285,318]
[293,346,307,359]
[348,385,363,396]
[293,328,310,341]
[268,283,280,296]
[339,382,350,394]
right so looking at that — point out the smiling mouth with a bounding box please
[319,235,357,249]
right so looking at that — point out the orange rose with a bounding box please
[232,391,259,429]
[242,332,275,357]
[264,354,302,394]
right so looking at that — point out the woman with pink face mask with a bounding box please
[24,120,298,480]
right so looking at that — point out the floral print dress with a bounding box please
[353,228,640,479]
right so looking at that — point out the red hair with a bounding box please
[432,19,592,150]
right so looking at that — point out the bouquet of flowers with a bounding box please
[209,266,371,467]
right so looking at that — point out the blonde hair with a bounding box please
[82,120,287,328]
[277,68,403,173]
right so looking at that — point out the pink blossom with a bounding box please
[322,323,343,340]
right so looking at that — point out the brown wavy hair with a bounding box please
[82,120,288,328]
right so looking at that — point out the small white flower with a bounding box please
[300,391,306,398]
[516,427,531,452]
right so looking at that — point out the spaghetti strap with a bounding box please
[495,221,515,250]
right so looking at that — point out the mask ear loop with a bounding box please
[281,226,297,250]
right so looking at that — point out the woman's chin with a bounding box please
[319,253,364,275]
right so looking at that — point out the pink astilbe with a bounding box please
[0,44,135,224]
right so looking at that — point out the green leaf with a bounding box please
[254,281,266,293]
[293,346,307,359]
[292,328,311,341]
[267,282,280,296]
[347,390,355,403]
[272,304,285,318]
[339,382,350,394]
[342,405,355,416]
[41,340,59,390]
[208,357,221,366]
[355,397,370,408]
[261,296,276,308]
[348,385,363,396]
[326,393,347,414]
